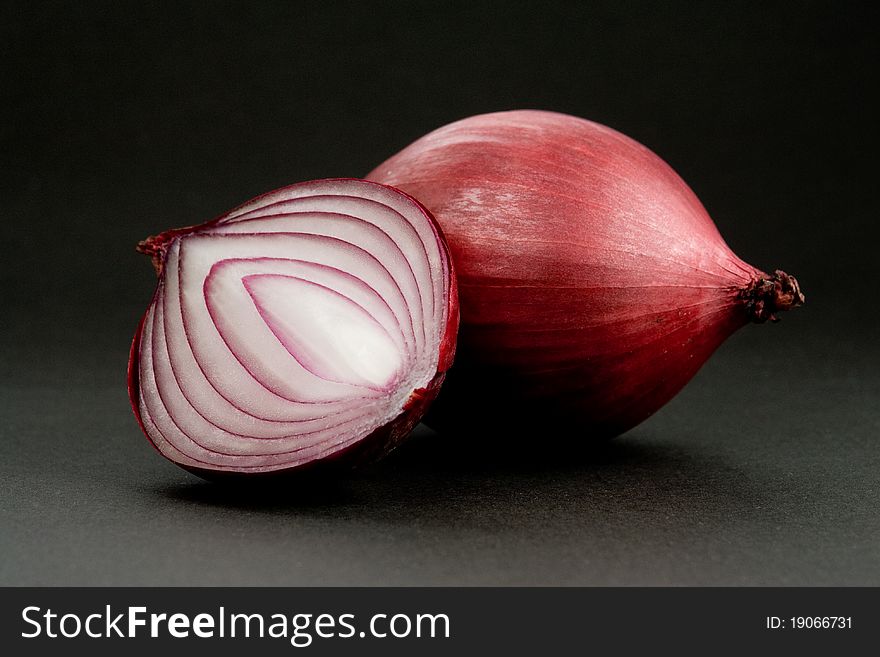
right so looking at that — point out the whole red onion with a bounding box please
[128,179,458,476]
[367,110,803,437]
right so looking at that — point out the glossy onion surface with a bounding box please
[368,111,802,437]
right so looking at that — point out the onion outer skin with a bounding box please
[128,179,458,478]
[367,110,803,438]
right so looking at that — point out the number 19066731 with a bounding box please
[766,616,852,629]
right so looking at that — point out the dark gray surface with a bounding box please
[2,306,878,586]
[1,1,877,585]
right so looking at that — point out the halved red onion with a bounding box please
[128,179,458,476]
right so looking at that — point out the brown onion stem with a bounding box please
[742,270,805,323]
[137,226,202,275]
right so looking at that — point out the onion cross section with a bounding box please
[128,179,458,476]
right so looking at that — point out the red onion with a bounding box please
[128,179,458,476]
[367,110,803,437]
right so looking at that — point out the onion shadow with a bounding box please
[155,423,772,531]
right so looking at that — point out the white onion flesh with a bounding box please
[131,179,455,474]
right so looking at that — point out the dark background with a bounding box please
[1,0,877,585]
